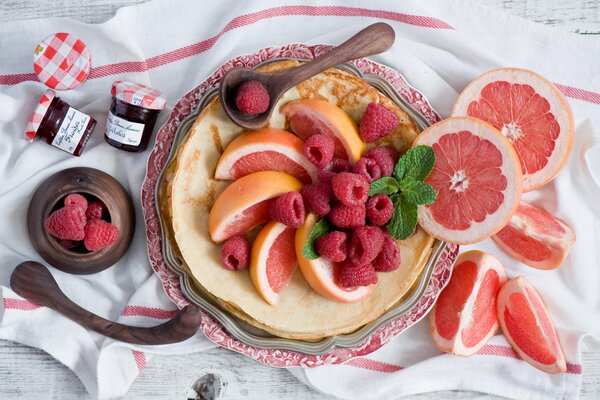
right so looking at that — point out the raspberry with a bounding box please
[364,146,398,177]
[64,193,87,210]
[330,158,352,174]
[84,220,120,251]
[86,200,106,221]
[359,103,399,143]
[315,231,348,262]
[366,194,394,226]
[353,157,382,182]
[331,172,369,206]
[270,192,305,228]
[329,203,365,228]
[303,134,334,169]
[220,235,250,271]
[373,233,401,272]
[58,239,80,250]
[337,261,378,287]
[300,181,332,217]
[348,225,385,265]
[235,80,270,115]
[44,205,87,241]
[317,169,336,183]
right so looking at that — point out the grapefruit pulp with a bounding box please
[493,201,576,270]
[497,276,567,374]
[430,250,507,356]
[452,68,574,192]
[413,117,523,244]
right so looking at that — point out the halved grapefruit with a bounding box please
[250,221,297,305]
[215,128,317,184]
[430,250,507,356]
[281,99,365,163]
[413,117,523,245]
[208,171,302,243]
[295,213,370,302]
[452,68,574,192]
[493,201,576,270]
[497,276,567,374]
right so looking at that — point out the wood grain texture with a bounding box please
[1,1,599,399]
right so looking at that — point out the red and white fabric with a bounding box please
[0,0,599,399]
[111,80,166,110]
[32,32,91,90]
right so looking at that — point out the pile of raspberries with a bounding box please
[44,193,120,252]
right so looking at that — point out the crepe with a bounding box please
[166,60,435,340]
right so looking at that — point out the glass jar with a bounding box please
[104,81,166,153]
[25,90,96,157]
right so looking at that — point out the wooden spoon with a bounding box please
[10,261,202,345]
[219,22,396,130]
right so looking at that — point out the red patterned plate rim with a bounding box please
[141,43,458,368]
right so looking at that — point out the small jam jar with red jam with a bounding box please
[25,90,97,156]
[104,81,166,152]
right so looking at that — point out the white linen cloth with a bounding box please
[1,0,599,399]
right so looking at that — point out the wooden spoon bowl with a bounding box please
[28,167,135,275]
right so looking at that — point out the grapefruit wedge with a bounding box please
[208,171,302,243]
[281,99,365,163]
[215,128,317,184]
[497,276,567,374]
[452,68,574,192]
[413,117,523,245]
[250,221,298,305]
[295,213,370,303]
[430,250,507,356]
[493,201,576,270]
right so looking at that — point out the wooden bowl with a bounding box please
[27,167,135,274]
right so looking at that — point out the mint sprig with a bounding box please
[302,218,333,260]
[369,145,437,240]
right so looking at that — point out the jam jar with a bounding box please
[104,81,166,152]
[25,90,96,157]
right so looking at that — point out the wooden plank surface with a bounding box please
[1,1,599,399]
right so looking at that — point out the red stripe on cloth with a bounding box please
[0,5,451,84]
[555,83,600,105]
[476,344,582,375]
[121,305,178,319]
[131,350,147,372]
[345,357,403,372]
[3,298,42,310]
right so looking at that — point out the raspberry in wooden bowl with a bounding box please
[27,167,135,274]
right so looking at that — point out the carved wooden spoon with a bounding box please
[219,22,396,130]
[10,261,202,345]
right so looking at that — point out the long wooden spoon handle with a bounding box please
[10,261,201,345]
[281,22,395,87]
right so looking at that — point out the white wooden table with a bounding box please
[1,1,599,399]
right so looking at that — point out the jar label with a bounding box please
[52,107,91,154]
[106,111,145,146]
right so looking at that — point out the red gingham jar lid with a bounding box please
[111,81,167,110]
[33,32,91,91]
[25,89,56,141]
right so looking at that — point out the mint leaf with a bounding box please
[393,145,435,183]
[399,179,437,205]
[369,177,400,196]
[386,194,418,240]
[302,218,333,260]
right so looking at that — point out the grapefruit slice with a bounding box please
[281,99,365,163]
[250,221,298,305]
[413,117,523,245]
[295,213,370,302]
[497,276,567,374]
[208,171,302,243]
[493,201,576,270]
[215,128,317,184]
[452,68,574,192]
[430,250,507,356]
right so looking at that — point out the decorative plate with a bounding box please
[141,44,458,367]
